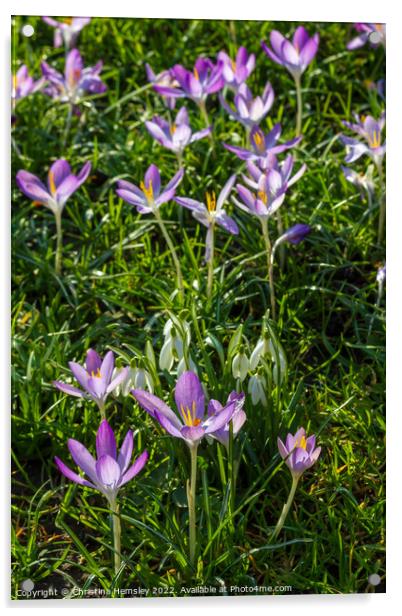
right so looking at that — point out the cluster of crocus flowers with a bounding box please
[16,158,91,274]
[261,26,319,136]
[53,349,128,418]
[175,174,238,297]
[41,48,106,107]
[272,428,321,540]
[42,16,91,49]
[55,419,148,573]
[347,23,386,50]
[133,370,242,564]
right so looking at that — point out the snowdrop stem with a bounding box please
[271,475,299,542]
[261,217,276,320]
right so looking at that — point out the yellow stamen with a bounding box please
[140,180,154,202]
[170,124,177,135]
[206,191,216,213]
[194,68,199,81]
[369,130,381,148]
[253,129,265,153]
[231,60,237,72]
[257,189,268,205]
[91,368,102,378]
[62,17,73,25]
[295,435,307,449]
[12,75,17,90]
[48,171,57,196]
[180,403,201,427]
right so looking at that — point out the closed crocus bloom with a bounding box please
[277,428,321,479]
[145,106,211,155]
[207,392,246,448]
[275,223,311,247]
[261,26,319,80]
[217,46,255,88]
[42,17,91,48]
[232,347,249,382]
[133,371,235,448]
[55,419,148,505]
[53,349,128,415]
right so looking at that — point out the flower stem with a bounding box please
[98,400,106,420]
[260,217,276,320]
[198,100,210,130]
[54,210,63,275]
[207,222,215,300]
[294,76,303,138]
[186,444,198,566]
[62,104,73,150]
[271,475,299,542]
[228,420,235,530]
[110,499,121,575]
[154,209,184,303]
[276,210,285,270]
[376,163,385,244]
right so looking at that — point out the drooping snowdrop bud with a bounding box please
[232,346,250,382]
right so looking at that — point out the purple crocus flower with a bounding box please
[174,174,239,261]
[242,154,306,186]
[234,156,305,220]
[220,82,274,129]
[55,419,148,505]
[347,23,386,50]
[153,57,224,104]
[277,427,321,479]
[16,158,91,216]
[41,48,106,105]
[340,112,385,167]
[261,26,319,79]
[132,371,236,448]
[116,164,184,214]
[145,63,178,110]
[217,46,255,88]
[53,349,128,414]
[223,124,301,163]
[42,16,91,48]
[12,65,43,102]
[145,107,211,155]
[207,392,246,448]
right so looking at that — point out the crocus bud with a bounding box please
[277,428,321,480]
[276,223,311,246]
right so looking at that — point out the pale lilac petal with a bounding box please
[190,126,212,143]
[175,371,205,421]
[145,120,171,147]
[67,438,98,483]
[96,420,117,460]
[96,454,121,487]
[55,457,95,488]
[69,361,90,389]
[144,164,161,196]
[164,167,184,193]
[52,380,84,397]
[174,197,206,214]
[204,401,235,433]
[119,450,148,486]
[16,170,51,204]
[155,411,183,438]
[277,437,289,459]
[180,425,205,442]
[117,430,133,474]
[106,366,129,394]
[175,106,189,125]
[100,351,114,384]
[132,389,182,429]
[217,174,236,211]
[49,160,71,189]
[299,34,319,68]
[85,349,102,375]
[215,211,239,235]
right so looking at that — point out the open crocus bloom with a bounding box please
[145,107,211,155]
[16,159,91,216]
[153,57,224,104]
[132,371,236,448]
[261,26,319,80]
[217,46,255,88]
[53,349,128,411]
[42,16,91,48]
[174,174,239,261]
[207,392,246,448]
[12,65,43,102]
[223,124,301,163]
[220,82,274,129]
[116,164,184,214]
[277,428,321,479]
[347,23,386,50]
[55,419,148,505]
[41,49,106,105]
[340,113,386,166]
[242,154,306,188]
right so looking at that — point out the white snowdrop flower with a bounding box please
[248,373,268,406]
[232,349,250,382]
